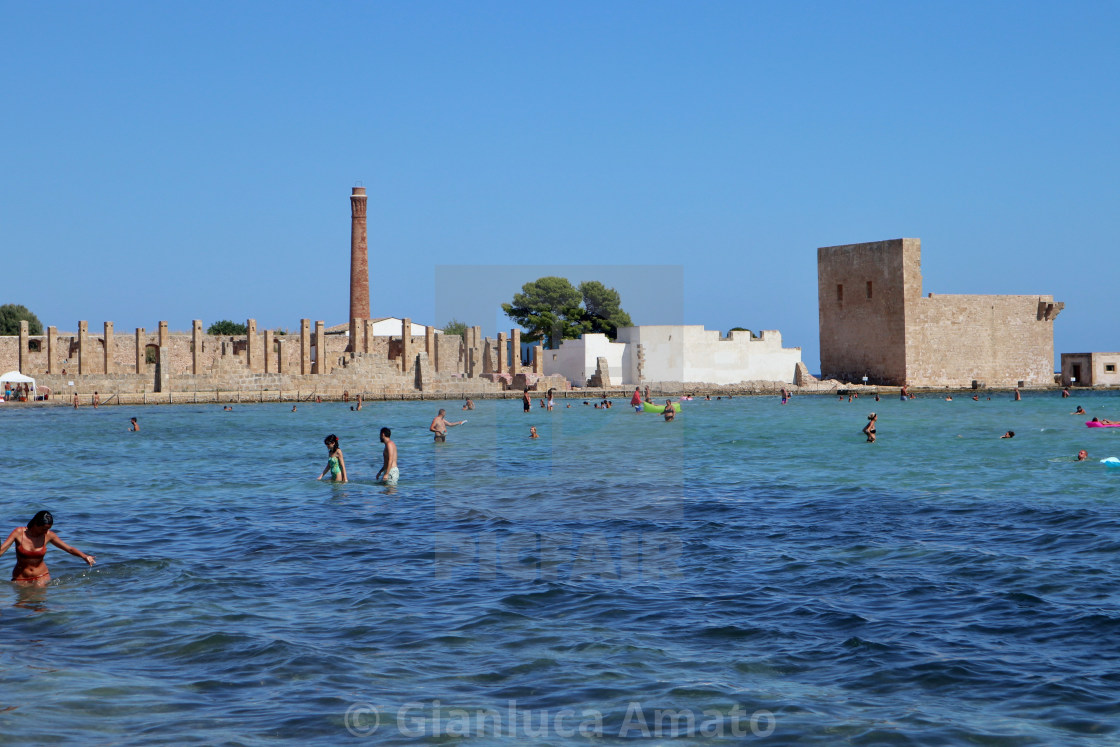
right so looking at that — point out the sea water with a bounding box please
[1,392,1118,745]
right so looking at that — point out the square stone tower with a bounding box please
[818,238,1061,387]
[818,238,920,385]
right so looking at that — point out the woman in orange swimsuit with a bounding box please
[0,511,96,586]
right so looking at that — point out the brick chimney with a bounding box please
[348,186,369,351]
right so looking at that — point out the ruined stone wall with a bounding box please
[817,238,918,385]
[905,295,1057,387]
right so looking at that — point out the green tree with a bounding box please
[502,277,633,348]
[442,319,469,338]
[207,320,248,335]
[578,281,632,338]
[0,304,43,335]
[502,276,586,348]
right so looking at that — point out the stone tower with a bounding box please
[818,238,1061,387]
[348,186,369,351]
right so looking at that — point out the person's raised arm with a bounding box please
[0,528,19,560]
[48,532,95,566]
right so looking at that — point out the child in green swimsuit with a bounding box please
[317,434,347,482]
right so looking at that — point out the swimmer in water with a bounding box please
[0,511,96,586]
[863,412,877,443]
[1077,450,1088,461]
[291,405,297,412]
[317,434,347,482]
[128,417,139,432]
[375,427,398,485]
[430,408,464,442]
[663,400,675,422]
[463,398,474,411]
[1001,431,1015,439]
[529,426,539,439]
[1074,406,1086,415]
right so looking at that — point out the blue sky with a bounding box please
[2,2,1117,370]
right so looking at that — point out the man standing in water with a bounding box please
[522,387,531,413]
[429,408,465,442]
[631,387,642,412]
[375,427,398,485]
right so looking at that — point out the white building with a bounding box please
[543,334,628,387]
[325,318,439,337]
[544,325,801,386]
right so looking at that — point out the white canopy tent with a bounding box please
[1,370,36,397]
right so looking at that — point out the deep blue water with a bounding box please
[1,391,1119,745]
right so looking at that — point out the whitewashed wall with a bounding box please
[617,326,800,385]
[543,333,627,386]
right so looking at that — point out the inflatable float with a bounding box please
[1086,421,1120,428]
[642,401,682,414]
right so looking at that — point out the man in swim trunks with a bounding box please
[522,388,531,413]
[376,427,399,485]
[430,408,464,442]
[631,387,642,412]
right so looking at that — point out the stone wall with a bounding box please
[907,294,1057,387]
[0,321,470,395]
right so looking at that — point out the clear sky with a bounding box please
[2,2,1117,370]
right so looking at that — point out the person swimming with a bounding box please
[1077,450,1088,461]
[1001,431,1015,439]
[529,426,539,439]
[1074,406,1086,415]
[317,434,347,482]
[128,417,139,431]
[0,510,96,586]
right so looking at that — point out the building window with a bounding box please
[145,344,159,364]
[866,281,873,299]
[1107,364,1117,373]
[28,339,41,352]
[836,284,843,303]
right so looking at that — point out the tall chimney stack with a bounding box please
[348,186,369,351]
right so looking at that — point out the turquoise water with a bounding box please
[2,392,1119,744]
